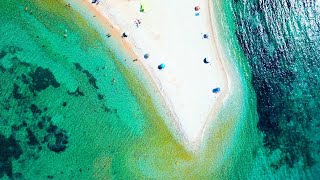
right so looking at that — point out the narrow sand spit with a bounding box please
[71,0,230,151]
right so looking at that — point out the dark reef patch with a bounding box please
[0,0,122,176]
[101,105,120,119]
[20,74,30,84]
[0,46,23,73]
[29,67,60,93]
[30,104,42,116]
[67,87,84,97]
[0,45,70,177]
[0,65,6,73]
[97,93,104,100]
[74,63,98,89]
[102,105,112,113]
[0,49,7,59]
[232,0,320,171]
[0,134,23,179]
[44,124,69,153]
[8,46,23,54]
[37,121,45,129]
[11,172,24,179]
[26,128,39,146]
[0,46,23,58]
[83,69,98,89]
[12,83,25,99]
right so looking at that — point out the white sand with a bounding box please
[76,0,229,150]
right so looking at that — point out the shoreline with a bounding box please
[198,0,231,148]
[69,0,232,152]
[67,0,186,148]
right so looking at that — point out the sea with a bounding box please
[0,0,319,179]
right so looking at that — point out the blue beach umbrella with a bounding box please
[144,53,149,59]
[212,87,220,93]
[158,63,166,70]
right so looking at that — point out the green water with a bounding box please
[226,0,320,178]
[0,0,191,179]
[1,0,318,179]
[0,0,255,178]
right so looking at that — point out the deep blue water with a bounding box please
[232,0,320,177]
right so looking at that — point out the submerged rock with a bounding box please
[67,87,84,97]
[0,134,23,178]
[29,67,60,93]
[44,124,69,153]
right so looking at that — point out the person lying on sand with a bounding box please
[92,0,100,5]
[121,32,128,38]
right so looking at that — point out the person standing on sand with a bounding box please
[134,19,141,28]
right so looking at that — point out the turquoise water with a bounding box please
[228,0,320,178]
[0,1,184,178]
[0,0,319,179]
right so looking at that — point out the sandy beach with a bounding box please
[70,0,230,151]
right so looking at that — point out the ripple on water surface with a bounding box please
[232,0,320,177]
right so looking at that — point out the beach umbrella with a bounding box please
[203,58,210,64]
[158,63,166,70]
[140,4,145,12]
[140,0,150,13]
[212,87,221,93]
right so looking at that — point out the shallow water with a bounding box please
[0,0,319,179]
[0,0,191,179]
